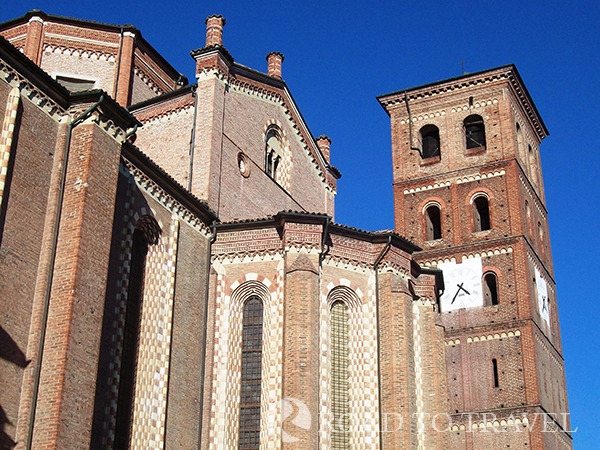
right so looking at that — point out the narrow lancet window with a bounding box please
[331,301,349,449]
[239,296,263,449]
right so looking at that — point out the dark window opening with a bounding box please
[115,229,148,450]
[473,196,491,232]
[425,205,442,240]
[483,272,499,306]
[464,114,486,149]
[239,296,263,449]
[492,358,499,388]
[420,125,440,158]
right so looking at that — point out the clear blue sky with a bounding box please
[1,1,597,448]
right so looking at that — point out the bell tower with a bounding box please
[379,65,572,449]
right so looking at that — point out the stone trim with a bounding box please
[121,158,212,236]
[0,60,65,121]
[43,42,117,61]
[402,170,505,194]
[421,247,513,267]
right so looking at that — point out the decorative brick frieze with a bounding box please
[133,64,164,96]
[133,95,194,124]
[0,61,65,120]
[402,170,505,195]
[421,246,514,267]
[43,41,118,60]
[121,159,212,235]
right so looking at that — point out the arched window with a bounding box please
[483,272,499,306]
[239,296,263,449]
[419,124,440,158]
[425,204,442,240]
[464,114,486,149]
[473,195,491,232]
[265,128,282,180]
[330,300,349,449]
[115,229,148,450]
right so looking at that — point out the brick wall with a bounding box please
[164,221,211,448]
[31,120,122,449]
[0,80,59,445]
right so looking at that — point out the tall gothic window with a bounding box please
[330,301,349,449]
[239,296,263,449]
[115,229,148,450]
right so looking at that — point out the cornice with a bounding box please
[0,60,66,121]
[0,36,69,116]
[122,158,212,236]
[379,65,548,141]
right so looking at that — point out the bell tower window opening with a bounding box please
[483,272,499,306]
[419,124,440,158]
[265,128,283,180]
[330,300,349,449]
[238,296,263,449]
[473,195,491,232]
[425,204,442,240]
[464,114,486,149]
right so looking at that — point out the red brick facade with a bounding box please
[0,10,570,450]
[379,67,572,449]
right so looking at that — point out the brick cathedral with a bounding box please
[0,11,571,450]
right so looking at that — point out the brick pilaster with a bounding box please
[23,16,44,65]
[30,121,122,449]
[378,271,414,449]
[281,250,321,448]
[115,31,136,106]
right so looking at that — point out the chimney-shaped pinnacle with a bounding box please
[205,15,226,47]
[266,52,284,79]
[316,135,331,163]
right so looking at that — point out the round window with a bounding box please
[238,152,250,177]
